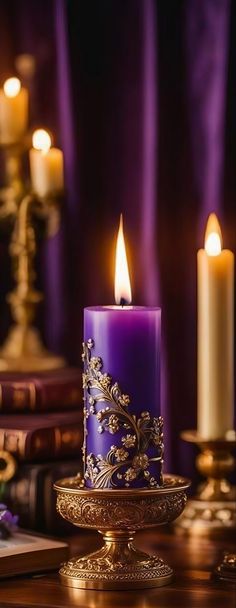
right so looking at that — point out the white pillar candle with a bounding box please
[29,129,64,197]
[197,213,234,439]
[0,77,28,145]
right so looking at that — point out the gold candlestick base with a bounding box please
[54,474,190,590]
[174,430,236,537]
[0,324,65,372]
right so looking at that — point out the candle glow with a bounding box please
[84,217,162,488]
[198,212,234,439]
[30,129,63,197]
[0,77,28,144]
[32,129,51,153]
[114,214,132,306]
[3,77,21,98]
[204,213,222,257]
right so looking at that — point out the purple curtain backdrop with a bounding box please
[0,0,235,480]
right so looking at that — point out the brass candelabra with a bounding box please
[175,430,236,537]
[0,140,65,372]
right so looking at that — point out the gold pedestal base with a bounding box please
[0,325,65,372]
[54,474,190,590]
[175,430,236,538]
[60,530,173,590]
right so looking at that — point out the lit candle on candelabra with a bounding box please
[83,215,163,489]
[0,77,28,145]
[197,213,234,439]
[29,128,64,197]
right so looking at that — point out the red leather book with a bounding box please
[0,410,83,462]
[0,368,82,413]
[4,460,82,533]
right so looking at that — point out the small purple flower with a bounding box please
[0,504,18,539]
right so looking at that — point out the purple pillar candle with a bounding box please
[83,306,163,489]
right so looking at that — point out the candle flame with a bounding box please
[204,213,222,256]
[114,214,132,305]
[32,129,51,153]
[3,77,21,98]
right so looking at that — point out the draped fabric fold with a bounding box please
[185,0,231,228]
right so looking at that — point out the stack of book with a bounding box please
[0,368,83,533]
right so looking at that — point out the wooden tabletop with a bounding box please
[0,527,235,607]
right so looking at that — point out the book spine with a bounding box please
[4,462,82,533]
[0,382,36,412]
[0,379,81,412]
[0,423,83,462]
[4,467,44,529]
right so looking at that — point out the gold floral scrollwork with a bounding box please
[82,339,164,489]
[56,488,187,530]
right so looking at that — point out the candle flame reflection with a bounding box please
[204,213,222,256]
[114,214,132,305]
[32,129,51,154]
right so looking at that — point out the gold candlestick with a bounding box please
[175,430,236,536]
[54,474,190,590]
[0,142,65,372]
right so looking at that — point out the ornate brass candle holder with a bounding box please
[213,551,236,583]
[175,430,236,537]
[0,140,65,371]
[54,473,190,590]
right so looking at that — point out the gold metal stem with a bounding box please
[97,529,149,568]
[196,447,235,501]
[4,145,25,200]
[8,193,42,324]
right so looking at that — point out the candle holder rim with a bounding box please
[54,473,191,497]
[181,429,236,448]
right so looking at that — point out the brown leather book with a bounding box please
[4,460,82,533]
[0,410,83,462]
[0,367,82,413]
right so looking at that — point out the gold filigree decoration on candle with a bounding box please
[82,339,164,489]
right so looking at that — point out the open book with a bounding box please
[0,531,68,578]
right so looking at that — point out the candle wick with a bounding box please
[120,297,127,307]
